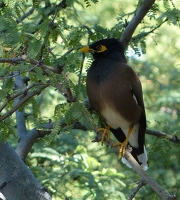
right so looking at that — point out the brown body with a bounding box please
[87,62,144,126]
[80,38,148,170]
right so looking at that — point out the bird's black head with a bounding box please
[79,38,126,61]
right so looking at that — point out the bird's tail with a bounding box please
[121,145,148,171]
[110,128,148,171]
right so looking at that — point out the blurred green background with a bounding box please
[0,0,180,199]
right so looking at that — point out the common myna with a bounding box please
[79,38,148,171]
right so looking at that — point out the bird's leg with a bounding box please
[113,125,134,159]
[97,125,111,146]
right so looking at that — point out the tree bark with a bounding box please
[120,0,156,48]
[0,142,52,200]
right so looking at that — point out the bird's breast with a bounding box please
[101,104,130,129]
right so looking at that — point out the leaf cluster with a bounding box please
[29,133,126,200]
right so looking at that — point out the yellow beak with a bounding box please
[79,46,95,53]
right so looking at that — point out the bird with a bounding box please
[79,38,148,171]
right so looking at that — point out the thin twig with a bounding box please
[132,18,168,41]
[0,84,49,122]
[146,129,180,143]
[78,27,92,85]
[61,48,74,58]
[33,0,68,33]
[83,25,93,44]
[16,8,35,24]
[0,50,62,79]
[29,46,56,72]
[0,82,45,112]
[128,179,147,200]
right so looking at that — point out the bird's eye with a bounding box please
[95,45,107,53]
[96,45,102,51]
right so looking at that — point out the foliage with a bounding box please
[29,135,127,200]
[0,0,180,199]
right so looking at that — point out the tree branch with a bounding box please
[0,57,26,64]
[128,179,147,200]
[15,123,53,160]
[132,18,168,41]
[33,0,69,33]
[0,84,49,122]
[92,132,176,200]
[146,129,180,143]
[0,142,52,199]
[124,150,176,200]
[120,0,156,48]
[15,118,87,160]
[14,73,28,139]
[0,53,69,79]
[0,82,47,112]
[14,113,179,199]
[16,8,35,24]
[17,119,179,161]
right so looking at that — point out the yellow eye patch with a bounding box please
[96,45,107,53]
[79,44,107,54]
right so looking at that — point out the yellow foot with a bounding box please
[113,140,128,159]
[97,125,111,146]
[113,125,134,159]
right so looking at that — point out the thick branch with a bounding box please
[15,124,53,160]
[120,0,156,48]
[15,118,81,160]
[0,142,52,199]
[18,121,179,160]
[15,118,87,160]
[14,73,28,139]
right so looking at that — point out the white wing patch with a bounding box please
[130,86,138,104]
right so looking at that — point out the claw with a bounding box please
[97,125,111,146]
[113,140,128,159]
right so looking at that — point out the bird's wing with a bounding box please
[129,77,146,144]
